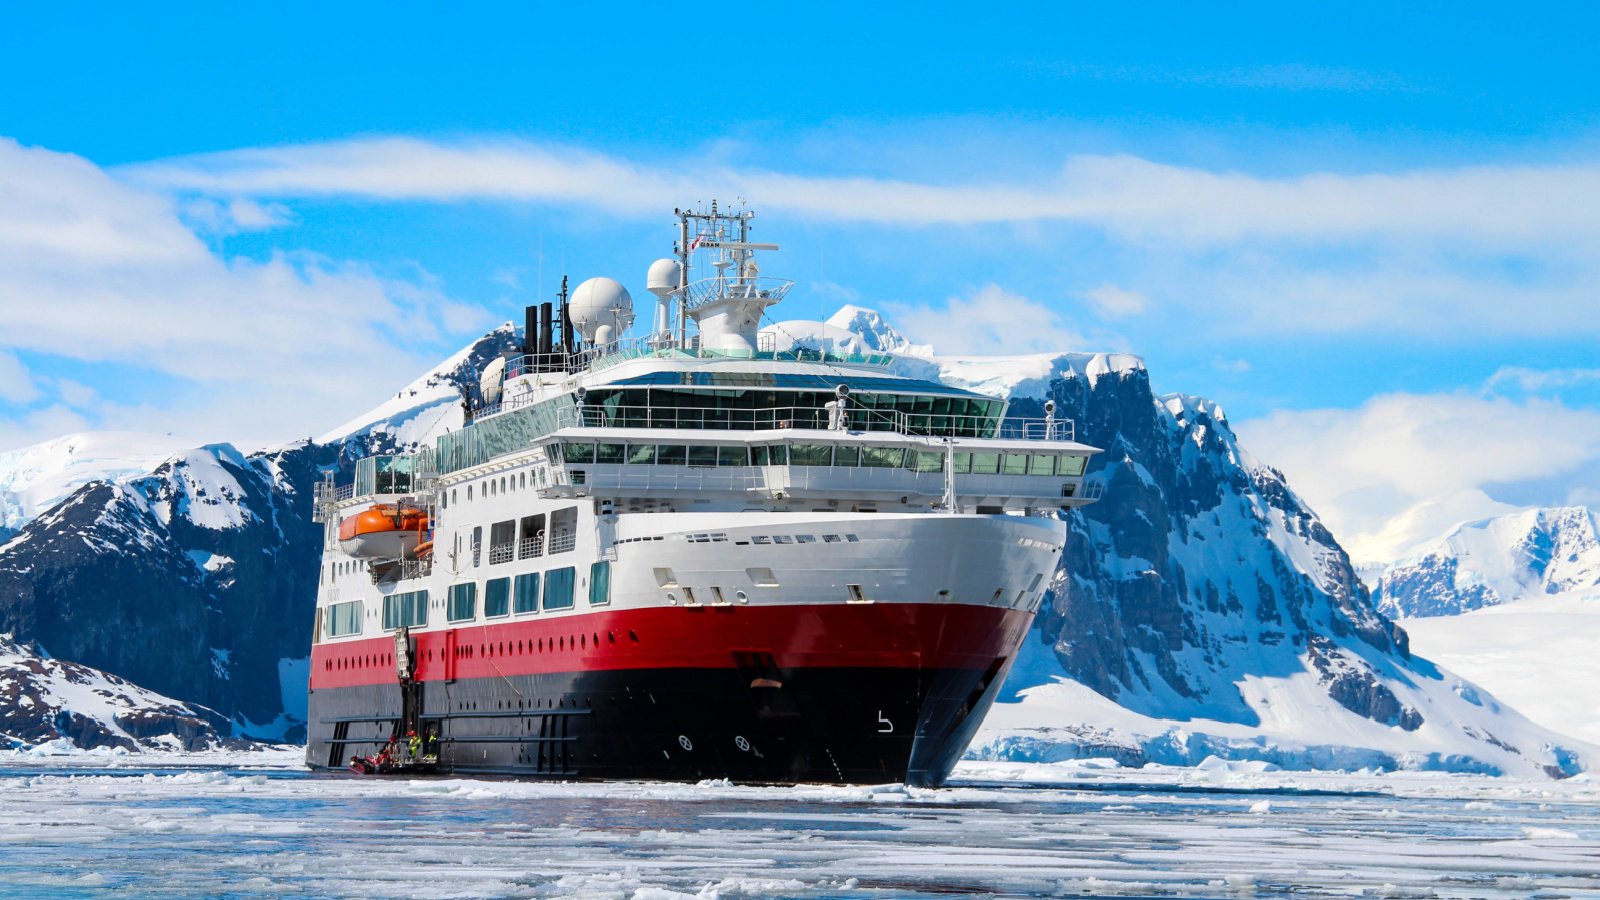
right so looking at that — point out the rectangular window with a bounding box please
[325,600,363,637]
[1003,453,1029,475]
[563,441,596,463]
[718,445,745,467]
[596,442,626,464]
[972,452,1001,474]
[768,445,788,465]
[544,567,576,610]
[1030,453,1055,476]
[861,446,905,468]
[751,445,769,466]
[447,582,477,622]
[687,445,718,467]
[381,591,428,630]
[656,444,687,466]
[626,443,656,465]
[589,561,611,606]
[791,443,832,466]
[953,451,973,474]
[833,445,860,467]
[514,572,541,613]
[1058,455,1087,476]
[471,526,483,567]
[484,577,510,617]
[913,450,944,473]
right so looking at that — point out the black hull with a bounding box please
[306,661,1012,786]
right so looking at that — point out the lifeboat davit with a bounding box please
[338,504,429,559]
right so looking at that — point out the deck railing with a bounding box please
[552,404,1075,442]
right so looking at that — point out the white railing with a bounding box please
[488,543,515,565]
[552,404,1034,440]
[577,468,765,494]
[518,536,544,559]
[548,532,576,554]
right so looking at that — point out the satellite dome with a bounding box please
[647,258,682,298]
[568,277,634,343]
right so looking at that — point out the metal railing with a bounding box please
[499,334,895,380]
[682,275,795,310]
[518,536,544,560]
[575,468,766,494]
[488,543,515,565]
[548,532,576,554]
[552,404,1075,442]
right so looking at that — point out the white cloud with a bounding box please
[0,351,38,404]
[1485,365,1600,393]
[1238,392,1600,563]
[1084,284,1148,319]
[122,137,1600,246]
[884,284,1101,356]
[0,137,493,450]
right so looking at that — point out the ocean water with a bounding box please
[1,752,1597,898]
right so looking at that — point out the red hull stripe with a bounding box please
[310,603,1033,690]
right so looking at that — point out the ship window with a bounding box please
[846,534,860,542]
[596,442,625,464]
[626,443,655,465]
[656,444,687,466]
[514,573,540,613]
[862,446,905,468]
[846,584,869,604]
[484,577,511,618]
[1003,453,1029,476]
[1058,455,1087,476]
[913,450,944,473]
[746,567,779,586]
[326,600,363,637]
[447,582,477,622]
[821,534,840,543]
[790,443,831,466]
[440,492,448,510]
[751,445,769,466]
[971,452,1001,474]
[564,442,595,464]
[687,445,718,467]
[1030,454,1055,475]
[381,591,427,629]
[466,485,473,501]
[471,526,483,567]
[589,561,611,606]
[544,567,576,610]
[769,444,788,465]
[718,445,745,466]
[833,445,860,467]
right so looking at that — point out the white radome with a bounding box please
[646,258,682,298]
[569,277,635,342]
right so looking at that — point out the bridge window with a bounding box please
[1058,455,1087,476]
[1003,453,1029,476]
[790,443,831,466]
[626,443,656,465]
[862,446,906,468]
[596,442,625,464]
[655,444,687,466]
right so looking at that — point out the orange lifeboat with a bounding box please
[338,504,429,559]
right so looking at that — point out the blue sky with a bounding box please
[2,2,1599,559]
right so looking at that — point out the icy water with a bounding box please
[2,753,1598,899]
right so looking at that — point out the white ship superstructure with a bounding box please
[306,204,1102,784]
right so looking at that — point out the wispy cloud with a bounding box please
[0,138,494,450]
[884,285,1108,356]
[120,137,1600,246]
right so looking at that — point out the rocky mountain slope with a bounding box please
[0,632,237,751]
[0,326,520,743]
[0,311,1591,774]
[1371,506,1600,618]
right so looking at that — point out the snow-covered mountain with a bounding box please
[0,431,185,539]
[0,311,1592,775]
[0,325,521,745]
[1372,507,1600,618]
[0,632,238,752]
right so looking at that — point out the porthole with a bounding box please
[735,590,749,604]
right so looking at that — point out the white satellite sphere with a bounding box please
[569,277,634,342]
[646,258,682,298]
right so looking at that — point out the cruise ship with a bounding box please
[306,204,1102,785]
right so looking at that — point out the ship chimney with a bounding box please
[538,302,554,358]
[523,304,538,357]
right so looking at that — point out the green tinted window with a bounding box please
[1058,455,1087,476]
[514,573,540,614]
[834,445,860,466]
[862,446,905,468]
[971,452,1000,474]
[484,577,510,617]
[1030,454,1055,475]
[953,452,973,474]
[913,451,944,473]
[589,561,611,606]
[447,583,476,622]
[751,445,770,466]
[656,444,687,465]
[791,443,832,465]
[687,445,718,467]
[626,444,655,464]
[563,442,595,463]
[544,567,575,611]
[718,445,746,466]
[596,443,625,464]
[1003,453,1029,475]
